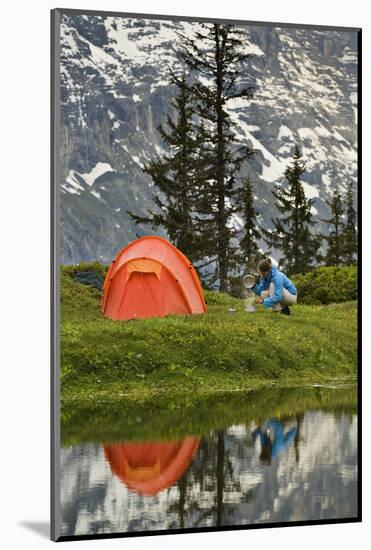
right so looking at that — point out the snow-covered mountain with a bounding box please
[59,14,358,264]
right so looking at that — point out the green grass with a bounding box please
[60,265,358,404]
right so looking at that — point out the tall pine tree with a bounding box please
[342,180,357,265]
[178,24,255,291]
[238,176,262,272]
[321,188,345,267]
[262,145,319,275]
[128,72,207,263]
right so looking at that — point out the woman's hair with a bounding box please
[258,259,271,274]
[259,433,273,466]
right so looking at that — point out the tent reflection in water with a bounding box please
[101,236,207,321]
[103,437,200,495]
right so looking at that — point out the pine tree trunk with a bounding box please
[215,28,228,292]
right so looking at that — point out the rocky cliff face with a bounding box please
[59,14,358,264]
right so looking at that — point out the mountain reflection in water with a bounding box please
[60,392,357,537]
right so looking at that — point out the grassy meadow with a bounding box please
[60,264,357,404]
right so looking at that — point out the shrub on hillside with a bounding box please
[291,265,357,305]
[61,262,109,280]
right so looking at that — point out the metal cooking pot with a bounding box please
[242,274,256,290]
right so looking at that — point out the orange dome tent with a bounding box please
[101,236,207,321]
[103,437,200,495]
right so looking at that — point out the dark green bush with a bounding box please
[291,265,357,305]
[228,276,245,298]
[61,261,109,280]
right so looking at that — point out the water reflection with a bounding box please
[60,390,357,536]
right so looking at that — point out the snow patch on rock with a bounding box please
[81,162,114,187]
[302,181,320,199]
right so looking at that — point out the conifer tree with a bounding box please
[321,188,345,267]
[238,176,262,272]
[178,23,254,291]
[342,180,358,265]
[262,146,319,274]
[128,72,207,263]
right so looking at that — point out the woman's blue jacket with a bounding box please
[252,266,297,308]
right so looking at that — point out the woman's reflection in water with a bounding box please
[252,419,298,466]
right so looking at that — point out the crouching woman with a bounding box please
[253,259,297,315]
